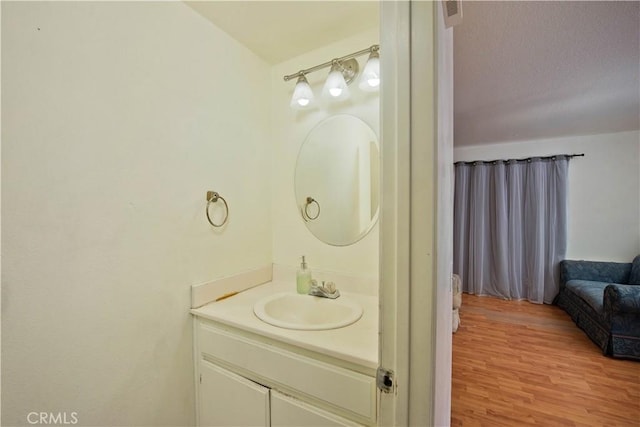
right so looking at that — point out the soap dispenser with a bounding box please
[296,256,312,294]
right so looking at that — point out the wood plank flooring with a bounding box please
[451,294,640,427]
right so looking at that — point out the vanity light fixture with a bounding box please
[290,74,314,109]
[359,47,380,91]
[322,60,351,100]
[283,44,380,109]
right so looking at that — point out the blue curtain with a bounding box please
[453,156,569,304]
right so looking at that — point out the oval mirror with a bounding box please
[295,115,380,246]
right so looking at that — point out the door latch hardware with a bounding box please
[376,367,394,393]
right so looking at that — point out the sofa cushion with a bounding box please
[629,255,640,285]
[564,280,611,314]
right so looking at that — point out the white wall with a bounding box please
[270,29,380,288]
[1,2,272,426]
[454,131,640,262]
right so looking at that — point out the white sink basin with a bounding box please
[253,292,363,331]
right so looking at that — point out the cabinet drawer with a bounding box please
[198,322,376,423]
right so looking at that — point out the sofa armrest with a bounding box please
[560,260,631,289]
[604,284,640,317]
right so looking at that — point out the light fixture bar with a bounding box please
[283,44,380,82]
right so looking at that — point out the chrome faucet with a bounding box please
[308,280,340,299]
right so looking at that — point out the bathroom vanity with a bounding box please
[191,279,378,426]
[191,111,382,425]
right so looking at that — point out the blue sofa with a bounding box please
[556,256,640,360]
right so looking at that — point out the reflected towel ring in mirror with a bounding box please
[206,191,229,227]
[303,197,320,221]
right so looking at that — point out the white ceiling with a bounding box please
[185,1,379,64]
[186,1,639,146]
[454,1,640,146]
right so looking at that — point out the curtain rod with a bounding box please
[454,153,584,166]
[283,44,379,82]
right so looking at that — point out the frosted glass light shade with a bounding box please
[322,63,349,101]
[290,75,314,109]
[359,51,380,91]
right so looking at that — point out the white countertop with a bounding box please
[190,281,379,370]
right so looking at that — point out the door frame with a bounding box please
[379,1,453,425]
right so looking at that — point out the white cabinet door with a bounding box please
[198,323,376,421]
[199,361,270,427]
[270,391,363,427]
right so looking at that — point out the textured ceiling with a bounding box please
[454,1,640,146]
[185,1,379,64]
[186,1,639,146]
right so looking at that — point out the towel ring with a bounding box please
[303,197,320,221]
[206,191,229,227]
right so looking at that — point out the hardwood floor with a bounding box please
[451,294,640,427]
